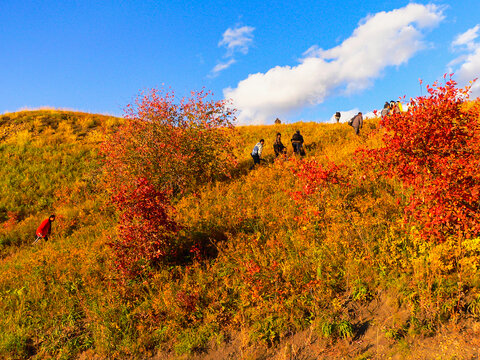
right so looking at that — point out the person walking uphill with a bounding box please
[349,112,363,135]
[291,130,305,156]
[273,133,286,157]
[250,139,265,169]
[33,214,55,244]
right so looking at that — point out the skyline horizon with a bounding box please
[1,1,479,124]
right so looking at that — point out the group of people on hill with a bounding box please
[381,100,403,117]
[250,130,305,169]
[250,111,370,169]
[335,99,404,136]
[34,101,400,241]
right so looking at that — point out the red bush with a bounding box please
[102,88,237,197]
[102,88,237,278]
[292,159,347,197]
[368,77,480,241]
[109,178,178,279]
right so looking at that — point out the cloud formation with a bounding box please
[211,59,236,74]
[326,109,359,123]
[325,109,377,124]
[219,26,255,55]
[451,25,480,98]
[210,25,255,77]
[224,3,444,124]
[452,24,479,49]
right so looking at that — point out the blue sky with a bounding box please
[1,0,479,124]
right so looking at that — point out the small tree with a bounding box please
[103,89,237,197]
[368,77,480,241]
[102,88,237,278]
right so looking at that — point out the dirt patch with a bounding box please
[152,292,480,359]
[158,321,480,360]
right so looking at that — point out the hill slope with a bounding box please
[1,109,480,359]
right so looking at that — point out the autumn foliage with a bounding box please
[103,89,237,197]
[3,81,480,359]
[292,159,347,197]
[368,77,480,241]
[102,89,237,277]
[109,178,178,278]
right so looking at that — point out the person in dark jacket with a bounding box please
[335,112,341,123]
[291,130,305,155]
[273,133,286,157]
[350,112,363,135]
[389,100,396,115]
[34,214,55,243]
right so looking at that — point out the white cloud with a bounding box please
[456,48,480,98]
[326,109,359,123]
[210,59,236,78]
[224,3,444,125]
[210,25,255,76]
[219,26,255,55]
[452,24,479,50]
[363,111,377,120]
[450,25,480,98]
[325,109,377,124]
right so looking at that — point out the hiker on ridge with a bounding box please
[291,130,305,156]
[395,101,403,113]
[335,112,341,123]
[250,139,265,169]
[34,214,55,243]
[389,100,396,115]
[350,112,363,135]
[380,102,390,117]
[273,133,286,157]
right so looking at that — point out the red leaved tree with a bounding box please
[368,77,480,241]
[110,178,178,278]
[102,88,237,278]
[103,89,237,197]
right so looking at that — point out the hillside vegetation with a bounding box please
[1,83,480,359]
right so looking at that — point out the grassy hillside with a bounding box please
[0,110,122,253]
[1,109,480,359]
[0,110,122,357]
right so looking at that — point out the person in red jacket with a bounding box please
[34,215,55,243]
